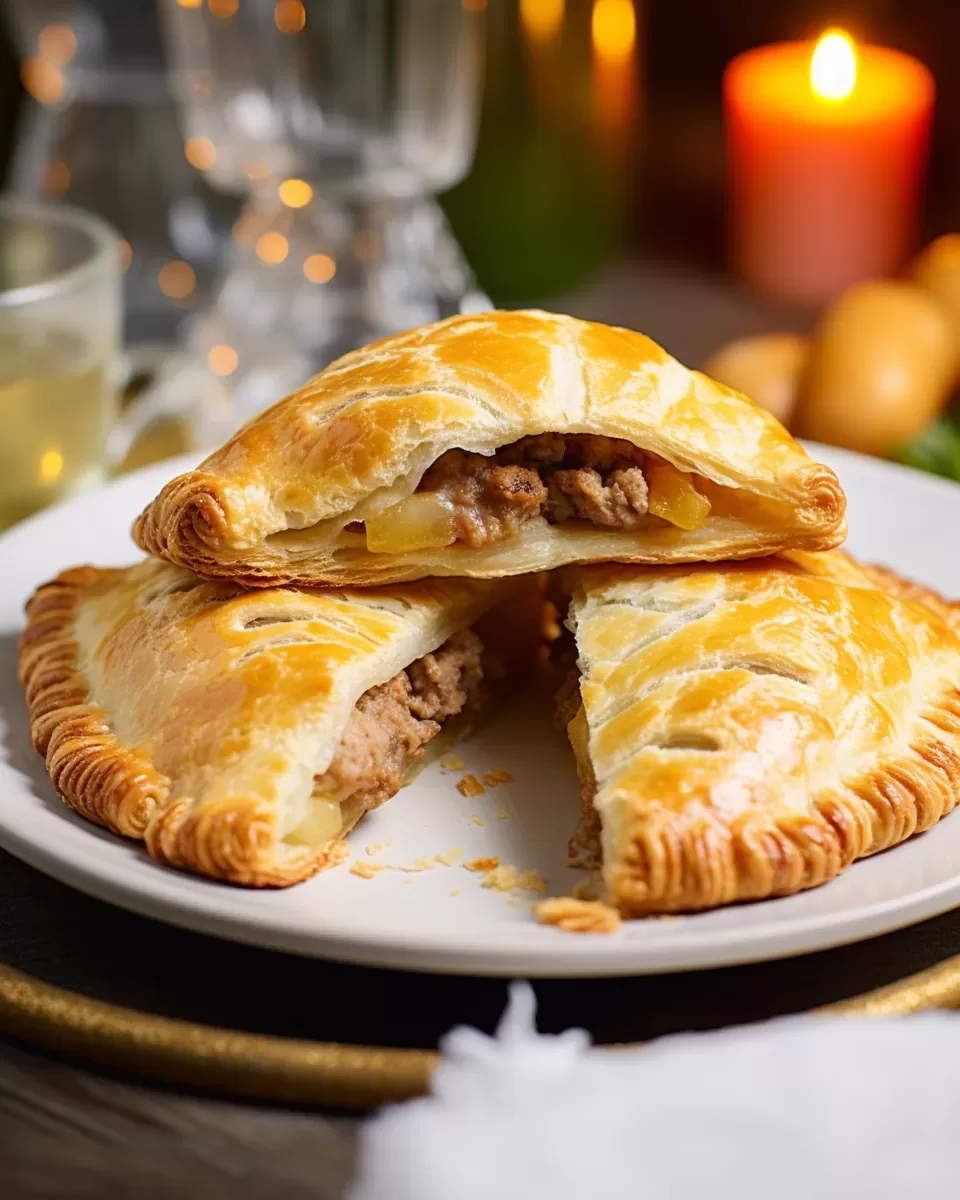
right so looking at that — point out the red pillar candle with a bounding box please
[724,30,934,306]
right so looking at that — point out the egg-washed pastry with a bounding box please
[547,551,960,916]
[133,310,846,587]
[18,559,510,886]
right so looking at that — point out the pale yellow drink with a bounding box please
[0,327,117,529]
[0,200,122,530]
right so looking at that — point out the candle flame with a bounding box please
[810,29,857,101]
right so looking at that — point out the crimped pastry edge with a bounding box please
[608,694,960,913]
[18,567,337,888]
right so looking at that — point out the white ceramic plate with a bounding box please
[3,445,960,977]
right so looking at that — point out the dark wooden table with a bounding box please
[0,263,944,1199]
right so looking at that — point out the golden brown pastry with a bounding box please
[18,558,507,886]
[550,550,960,915]
[134,311,846,587]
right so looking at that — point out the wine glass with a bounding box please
[3,0,237,345]
[161,0,491,440]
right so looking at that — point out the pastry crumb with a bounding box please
[328,842,351,869]
[464,856,500,873]
[395,856,436,873]
[481,865,547,894]
[535,897,621,934]
[471,814,485,827]
[403,878,413,885]
[349,861,384,879]
[449,889,460,897]
[482,769,513,788]
[457,774,485,797]
[364,841,388,856]
[434,847,462,866]
[496,809,509,821]
[440,753,466,771]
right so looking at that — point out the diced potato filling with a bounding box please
[364,493,457,553]
[646,462,711,531]
[286,796,343,846]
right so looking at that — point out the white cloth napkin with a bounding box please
[349,982,960,1200]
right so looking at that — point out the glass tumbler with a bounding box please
[0,196,121,528]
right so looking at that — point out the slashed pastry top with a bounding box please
[133,310,846,587]
[18,558,506,886]
[559,550,960,914]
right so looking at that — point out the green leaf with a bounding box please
[894,418,960,482]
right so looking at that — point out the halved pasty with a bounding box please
[552,551,960,914]
[134,310,845,587]
[19,559,509,886]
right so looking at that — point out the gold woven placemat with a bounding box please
[0,966,434,1108]
[2,955,960,1108]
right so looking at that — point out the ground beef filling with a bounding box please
[314,629,485,815]
[417,434,654,549]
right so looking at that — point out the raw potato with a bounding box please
[912,234,960,339]
[796,281,958,456]
[702,333,810,427]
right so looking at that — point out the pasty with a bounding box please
[134,311,845,586]
[19,558,508,885]
[553,551,960,913]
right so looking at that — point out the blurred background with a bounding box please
[4,0,960,529]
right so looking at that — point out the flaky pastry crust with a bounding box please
[564,550,960,914]
[133,310,845,586]
[18,559,504,886]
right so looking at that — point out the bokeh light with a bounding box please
[278,178,313,208]
[303,253,336,284]
[158,261,197,300]
[184,136,217,170]
[208,345,239,376]
[40,450,63,483]
[38,24,77,65]
[591,0,636,62]
[274,0,306,34]
[256,232,290,264]
[21,57,64,105]
[520,0,564,43]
